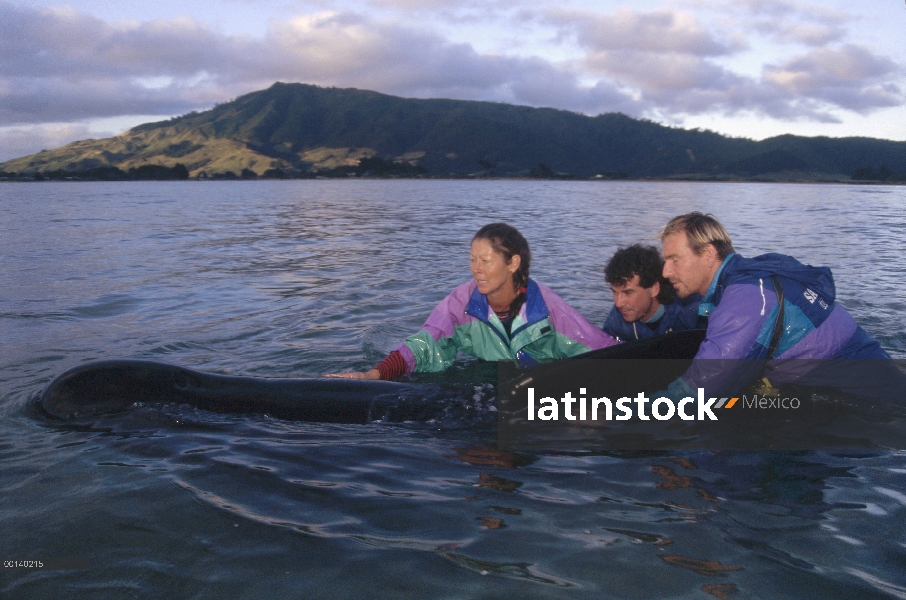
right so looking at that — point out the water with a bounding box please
[2,180,906,598]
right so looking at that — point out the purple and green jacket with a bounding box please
[394,279,618,375]
[667,252,889,398]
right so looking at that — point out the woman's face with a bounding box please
[470,238,519,298]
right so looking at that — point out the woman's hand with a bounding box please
[325,369,382,380]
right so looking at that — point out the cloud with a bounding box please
[0,2,251,124]
[0,0,902,154]
[585,50,730,93]
[261,12,636,113]
[765,22,844,46]
[0,123,105,162]
[552,7,738,56]
[0,76,216,124]
[369,0,467,9]
[763,44,902,112]
[543,4,903,122]
[734,0,849,46]
[0,2,640,129]
[0,5,238,79]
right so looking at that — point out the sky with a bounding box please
[1,0,904,162]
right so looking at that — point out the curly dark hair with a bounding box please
[604,244,676,305]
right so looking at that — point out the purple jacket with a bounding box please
[669,253,888,397]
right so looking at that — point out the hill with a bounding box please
[2,82,905,181]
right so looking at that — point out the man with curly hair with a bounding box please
[603,244,702,341]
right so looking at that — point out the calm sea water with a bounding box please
[2,180,906,598]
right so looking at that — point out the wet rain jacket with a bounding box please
[667,252,889,398]
[602,297,703,341]
[395,279,618,375]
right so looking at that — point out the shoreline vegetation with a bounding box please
[2,82,905,184]
[2,159,903,184]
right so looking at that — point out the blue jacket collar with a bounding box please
[466,284,490,322]
[522,280,549,325]
[643,303,666,324]
[698,252,735,317]
[465,279,548,325]
[727,253,836,302]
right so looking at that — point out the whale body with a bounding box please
[39,330,708,424]
[39,360,412,423]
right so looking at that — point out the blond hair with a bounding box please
[659,212,734,259]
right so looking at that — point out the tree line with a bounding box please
[0,164,190,181]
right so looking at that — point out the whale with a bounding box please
[38,359,411,423]
[39,330,708,424]
[36,328,906,449]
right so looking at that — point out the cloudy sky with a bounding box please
[1,0,903,161]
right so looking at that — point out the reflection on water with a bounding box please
[2,181,906,598]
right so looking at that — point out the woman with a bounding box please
[330,223,617,380]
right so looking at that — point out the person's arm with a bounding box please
[659,284,775,399]
[537,283,620,356]
[328,368,382,380]
[374,350,408,379]
[328,283,473,379]
[327,349,407,380]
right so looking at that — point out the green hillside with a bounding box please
[2,82,905,180]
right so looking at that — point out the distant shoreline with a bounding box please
[4,84,905,185]
[2,174,903,185]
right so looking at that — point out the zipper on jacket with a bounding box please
[465,307,512,348]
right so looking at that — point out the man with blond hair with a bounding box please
[658,212,888,398]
